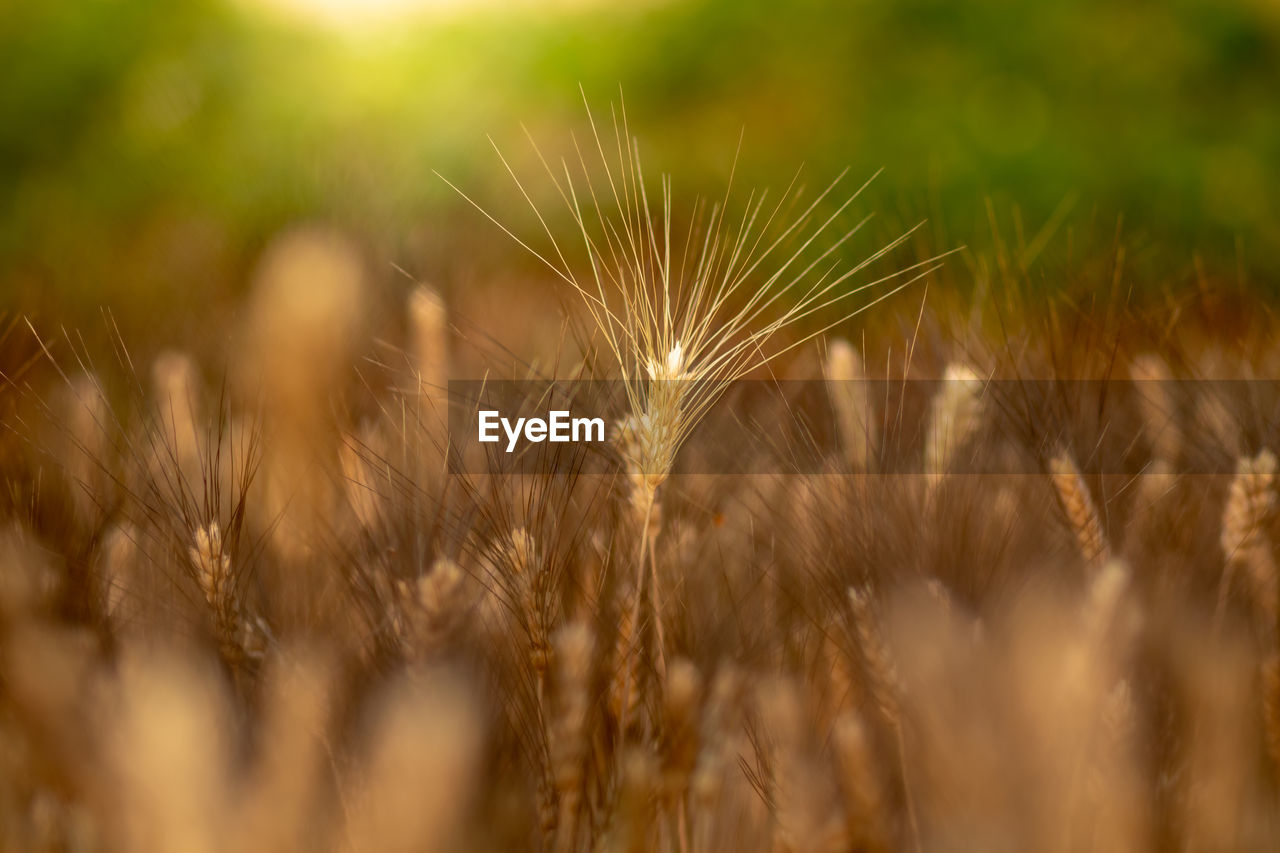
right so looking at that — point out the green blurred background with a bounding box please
[4,0,1279,341]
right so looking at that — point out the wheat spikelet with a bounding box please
[815,619,856,731]
[189,522,239,661]
[614,347,691,494]
[1262,654,1280,775]
[924,363,982,482]
[1049,452,1110,573]
[573,532,606,622]
[609,579,644,731]
[661,657,702,802]
[1135,458,1176,509]
[1220,450,1275,558]
[407,285,450,466]
[246,226,363,561]
[1220,450,1277,628]
[398,557,467,658]
[1176,630,1259,852]
[824,337,876,471]
[831,711,888,852]
[504,527,550,677]
[1130,353,1180,464]
[535,767,559,841]
[614,418,669,682]
[450,108,935,495]
[340,423,386,534]
[61,372,111,525]
[342,671,482,853]
[97,523,139,631]
[103,649,232,853]
[1100,678,1136,753]
[549,622,594,853]
[189,522,266,667]
[1082,560,1130,644]
[603,748,659,853]
[246,227,364,417]
[690,665,743,809]
[1193,364,1243,458]
[1084,679,1145,852]
[615,432,664,540]
[234,652,332,853]
[757,677,846,853]
[846,586,922,853]
[408,285,448,404]
[151,349,202,481]
[447,103,940,640]
[846,587,902,724]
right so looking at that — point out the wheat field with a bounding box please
[3,120,1280,852]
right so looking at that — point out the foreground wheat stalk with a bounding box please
[1049,451,1110,574]
[1217,449,1277,632]
[443,95,945,686]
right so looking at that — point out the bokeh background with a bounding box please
[5,0,1280,343]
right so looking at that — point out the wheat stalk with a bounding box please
[443,102,939,492]
[831,710,888,851]
[396,557,467,659]
[549,622,595,853]
[1262,654,1280,776]
[847,586,920,853]
[407,285,450,472]
[189,522,253,667]
[504,527,550,680]
[609,578,645,734]
[690,665,743,813]
[662,657,702,853]
[1218,449,1277,631]
[924,363,982,484]
[151,350,203,483]
[1049,452,1110,574]
[1130,353,1180,464]
[824,337,877,471]
[443,99,945,684]
[756,677,847,853]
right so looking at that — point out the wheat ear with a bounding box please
[1049,452,1110,574]
[824,338,877,471]
[1218,449,1277,631]
[757,677,847,853]
[924,363,982,486]
[397,557,467,659]
[662,657,702,853]
[1262,654,1280,776]
[407,285,450,460]
[505,528,550,681]
[189,522,261,668]
[609,578,645,735]
[550,622,595,853]
[832,710,889,851]
[1130,353,1181,464]
[847,587,920,853]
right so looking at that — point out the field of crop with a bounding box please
[4,114,1280,850]
[5,1,1280,851]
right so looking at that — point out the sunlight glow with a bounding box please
[256,0,611,28]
